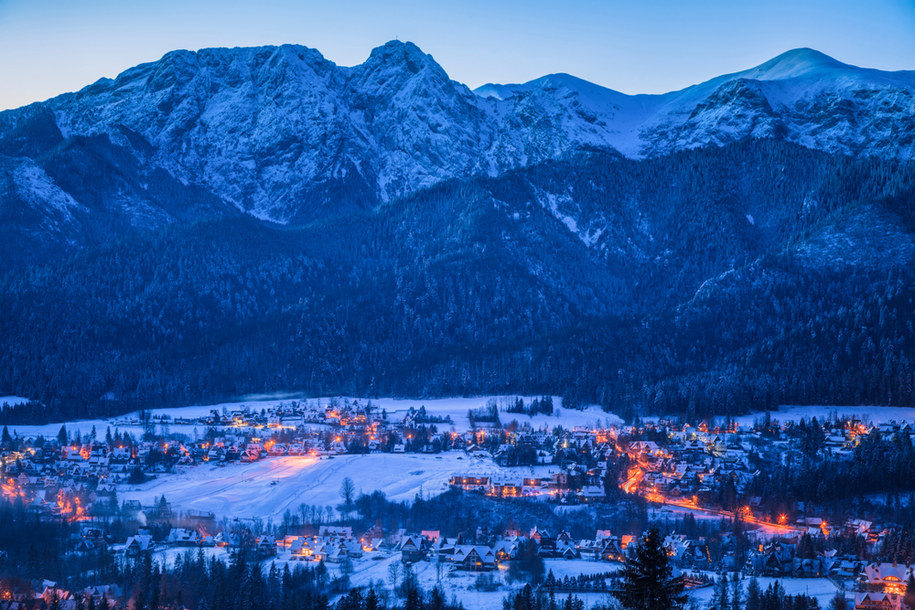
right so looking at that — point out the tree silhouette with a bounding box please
[614,527,686,610]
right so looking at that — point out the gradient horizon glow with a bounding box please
[1,0,914,111]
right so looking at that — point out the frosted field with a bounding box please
[4,395,619,440]
[733,405,915,427]
[687,574,840,608]
[267,553,622,609]
[139,395,619,432]
[0,396,29,408]
[17,393,913,444]
[121,453,560,519]
[149,544,839,609]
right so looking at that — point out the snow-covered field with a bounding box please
[149,544,839,609]
[734,405,915,427]
[0,396,29,409]
[266,552,622,609]
[5,395,619,440]
[139,395,619,432]
[152,545,228,566]
[121,454,560,519]
[13,391,912,442]
[687,574,840,608]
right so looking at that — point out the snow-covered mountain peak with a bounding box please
[475,72,626,103]
[349,40,457,90]
[2,42,914,228]
[740,47,846,81]
[365,40,432,67]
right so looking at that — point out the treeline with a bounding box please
[501,585,602,610]
[0,496,464,610]
[1,140,913,421]
[747,427,915,507]
[505,397,554,417]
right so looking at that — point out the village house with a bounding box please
[450,545,496,571]
[399,535,429,564]
[123,534,153,557]
[854,592,902,610]
[861,563,914,595]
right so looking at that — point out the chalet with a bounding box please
[319,526,353,538]
[529,527,555,555]
[83,585,121,603]
[290,537,326,561]
[399,535,428,563]
[490,478,523,497]
[493,538,524,561]
[360,537,383,552]
[40,587,75,610]
[862,563,913,594]
[214,531,242,548]
[598,537,624,562]
[124,534,153,557]
[167,528,201,546]
[747,541,794,576]
[554,540,579,560]
[576,538,601,561]
[577,485,605,502]
[451,545,496,571]
[431,537,458,558]
[325,540,363,562]
[854,592,901,610]
[255,536,277,557]
[845,519,874,537]
[450,475,490,490]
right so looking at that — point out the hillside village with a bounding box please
[1,399,915,609]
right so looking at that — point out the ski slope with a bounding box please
[120,453,558,519]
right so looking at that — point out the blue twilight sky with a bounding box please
[1,0,915,110]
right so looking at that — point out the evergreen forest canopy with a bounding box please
[1,139,914,422]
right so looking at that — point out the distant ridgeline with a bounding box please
[0,42,914,421]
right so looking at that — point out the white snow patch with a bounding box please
[120,453,560,520]
[735,405,915,427]
[0,396,30,409]
[8,395,619,439]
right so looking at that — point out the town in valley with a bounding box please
[1,396,914,609]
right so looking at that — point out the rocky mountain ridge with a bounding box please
[1,41,913,238]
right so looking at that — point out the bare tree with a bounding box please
[339,477,356,519]
[388,561,400,592]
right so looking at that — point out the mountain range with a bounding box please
[0,42,913,420]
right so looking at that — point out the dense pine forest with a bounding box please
[1,140,913,421]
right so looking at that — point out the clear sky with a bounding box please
[2,0,914,111]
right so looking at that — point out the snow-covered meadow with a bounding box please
[733,404,915,426]
[150,545,842,610]
[121,453,560,521]
[0,396,29,409]
[5,395,619,440]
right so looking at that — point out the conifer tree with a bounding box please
[903,573,915,610]
[729,572,743,610]
[745,578,762,610]
[614,527,687,610]
[708,573,729,610]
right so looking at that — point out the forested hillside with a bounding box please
[1,140,912,421]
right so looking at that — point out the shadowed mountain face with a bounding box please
[0,42,913,418]
[2,42,914,233]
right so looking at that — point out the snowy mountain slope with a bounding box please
[482,48,915,158]
[0,42,913,251]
